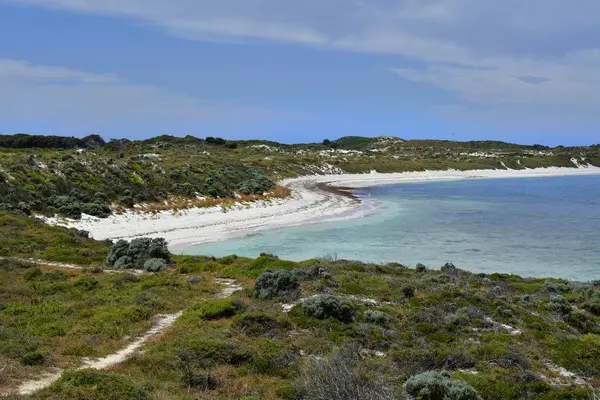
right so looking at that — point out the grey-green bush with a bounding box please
[106,239,130,265]
[404,371,481,400]
[143,258,167,272]
[295,343,397,400]
[106,237,170,270]
[114,256,133,269]
[254,270,300,300]
[364,310,391,326]
[302,295,354,323]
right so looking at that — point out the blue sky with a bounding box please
[1,1,600,145]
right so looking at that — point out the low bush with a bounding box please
[295,344,397,400]
[106,237,170,271]
[181,298,244,322]
[544,280,571,294]
[404,371,482,400]
[302,295,354,323]
[547,295,571,315]
[21,350,49,366]
[583,297,600,316]
[254,269,300,300]
[416,263,427,273]
[36,369,149,400]
[233,312,280,336]
[402,285,416,299]
[143,258,167,272]
[364,310,391,326]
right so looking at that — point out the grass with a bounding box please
[0,258,219,392]
[1,209,600,398]
[0,211,110,265]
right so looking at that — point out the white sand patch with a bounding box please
[281,294,391,313]
[44,166,600,250]
[542,362,588,386]
[484,317,522,335]
[0,257,144,275]
[215,278,244,298]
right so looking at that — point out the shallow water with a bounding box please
[183,175,600,281]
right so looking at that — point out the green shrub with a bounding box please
[143,258,167,272]
[21,350,49,366]
[181,298,243,322]
[254,269,300,300]
[404,371,482,400]
[416,263,427,273]
[402,285,416,299]
[583,297,600,316]
[364,310,391,326]
[23,267,42,281]
[544,280,571,293]
[233,312,284,336]
[302,295,354,323]
[74,277,100,291]
[36,369,148,400]
[36,322,67,337]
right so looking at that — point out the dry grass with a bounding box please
[115,186,291,215]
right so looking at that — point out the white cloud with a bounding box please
[0,58,267,132]
[5,0,600,126]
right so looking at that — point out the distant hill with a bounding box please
[1,133,599,219]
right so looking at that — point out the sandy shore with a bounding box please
[45,166,600,250]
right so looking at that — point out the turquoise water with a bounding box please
[183,175,600,281]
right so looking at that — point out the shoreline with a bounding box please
[45,166,600,250]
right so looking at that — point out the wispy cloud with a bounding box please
[5,0,600,126]
[0,58,268,132]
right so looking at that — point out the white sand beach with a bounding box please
[45,166,600,250]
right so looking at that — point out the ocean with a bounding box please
[183,175,600,281]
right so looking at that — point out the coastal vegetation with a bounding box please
[1,215,600,399]
[1,133,600,219]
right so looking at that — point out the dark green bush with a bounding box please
[21,350,49,366]
[416,264,427,273]
[404,371,482,400]
[302,295,354,323]
[364,310,391,326]
[402,285,416,299]
[254,269,300,300]
[106,240,130,265]
[106,237,170,271]
[233,312,283,336]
